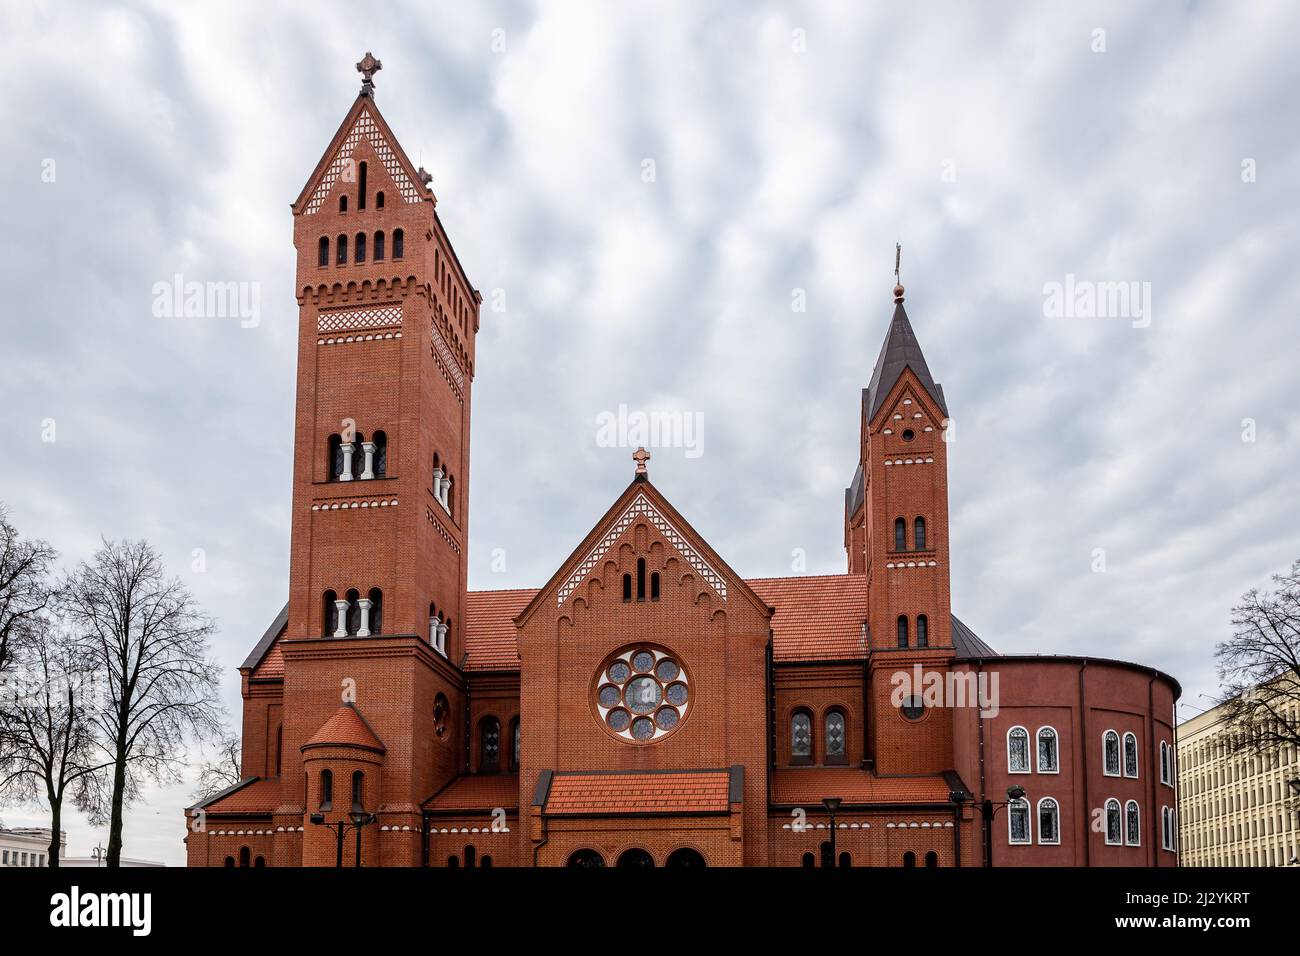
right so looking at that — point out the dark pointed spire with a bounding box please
[864,282,947,423]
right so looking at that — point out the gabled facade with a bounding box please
[185,60,1181,868]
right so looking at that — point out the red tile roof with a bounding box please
[463,588,536,670]
[423,774,520,811]
[303,705,386,752]
[543,770,731,815]
[252,640,284,679]
[770,768,952,805]
[746,574,869,661]
[198,778,280,815]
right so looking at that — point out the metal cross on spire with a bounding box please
[893,242,905,303]
[356,51,382,97]
[632,447,651,476]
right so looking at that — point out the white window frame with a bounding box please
[1123,732,1139,778]
[1159,741,1172,786]
[1104,798,1122,845]
[1036,797,1061,845]
[1102,729,1121,777]
[1007,725,1031,774]
[1008,796,1032,845]
[1036,726,1060,774]
[1125,799,1141,846]
[1161,806,1177,851]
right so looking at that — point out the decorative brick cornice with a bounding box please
[311,496,399,511]
[426,506,462,555]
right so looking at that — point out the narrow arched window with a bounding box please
[480,716,501,772]
[336,233,347,264]
[345,588,361,636]
[1125,800,1141,846]
[650,572,660,601]
[357,161,367,210]
[1038,798,1060,845]
[1103,730,1121,776]
[1008,726,1030,773]
[1008,797,1031,844]
[373,430,387,477]
[354,231,366,263]
[903,851,916,868]
[1160,741,1172,785]
[802,852,815,868]
[1105,798,1122,844]
[322,590,338,637]
[622,574,632,602]
[914,516,926,550]
[373,230,385,261]
[239,846,250,867]
[351,770,365,812]
[320,769,333,810]
[636,558,646,601]
[894,517,906,551]
[254,856,265,867]
[824,710,846,765]
[328,434,343,480]
[376,191,385,209]
[896,615,909,648]
[393,228,404,259]
[318,236,329,266]
[1037,726,1059,773]
[509,717,520,772]
[916,614,929,648]
[339,195,347,213]
[838,852,851,868]
[368,588,383,635]
[1123,732,1139,778]
[790,710,812,764]
[924,851,939,867]
[274,724,282,776]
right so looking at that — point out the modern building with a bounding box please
[184,56,1181,867]
[0,826,61,868]
[1177,692,1300,867]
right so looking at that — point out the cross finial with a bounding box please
[893,242,905,303]
[356,51,382,97]
[632,447,651,476]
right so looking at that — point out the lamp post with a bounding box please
[822,797,842,867]
[309,810,377,867]
[951,785,1025,868]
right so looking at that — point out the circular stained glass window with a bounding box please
[594,645,690,743]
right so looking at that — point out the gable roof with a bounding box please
[240,602,288,672]
[864,300,947,424]
[463,588,535,670]
[302,703,386,753]
[423,773,520,812]
[538,769,735,816]
[189,777,278,815]
[748,574,869,661]
[951,615,999,658]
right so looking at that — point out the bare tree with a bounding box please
[0,503,58,682]
[191,732,242,803]
[0,615,113,867]
[60,538,223,867]
[1216,559,1300,761]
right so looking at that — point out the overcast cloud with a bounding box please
[2,0,1298,864]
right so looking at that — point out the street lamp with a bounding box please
[309,809,377,867]
[951,785,1025,868]
[822,797,842,867]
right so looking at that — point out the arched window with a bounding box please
[1160,741,1172,785]
[447,855,459,868]
[1125,800,1141,846]
[1123,732,1139,778]
[374,230,385,261]
[433,692,449,738]
[916,614,929,648]
[367,588,383,635]
[838,852,851,868]
[924,851,939,867]
[1037,726,1059,773]
[357,162,367,210]
[666,847,706,868]
[1103,730,1121,776]
[328,434,343,480]
[351,770,365,812]
[318,236,329,266]
[567,849,605,867]
[636,558,646,601]
[1038,797,1060,845]
[616,848,654,868]
[1104,798,1122,845]
[336,234,347,264]
[339,195,347,213]
[508,717,520,772]
[801,852,815,868]
[376,191,385,209]
[372,431,388,478]
[319,769,333,810]
[896,615,909,648]
[224,857,235,867]
[254,856,266,867]
[1008,797,1031,844]
[354,231,366,263]
[622,574,632,602]
[894,517,906,551]
[480,855,492,868]
[393,228,404,259]
[824,710,846,765]
[322,590,338,637]
[914,517,927,550]
[790,710,812,764]
[464,845,476,868]
[1161,806,1176,850]
[650,571,660,601]
[1007,726,1030,773]
[274,724,282,776]
[480,716,501,772]
[345,589,361,636]
[239,846,250,867]
[903,851,916,868]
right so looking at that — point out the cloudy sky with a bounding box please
[3,1,1298,864]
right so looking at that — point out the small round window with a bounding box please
[595,645,690,743]
[902,428,915,442]
[900,696,925,721]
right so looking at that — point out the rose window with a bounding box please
[595,646,690,742]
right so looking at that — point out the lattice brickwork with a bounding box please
[317,305,403,334]
[305,110,423,213]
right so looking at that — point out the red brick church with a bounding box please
[185,57,1181,868]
